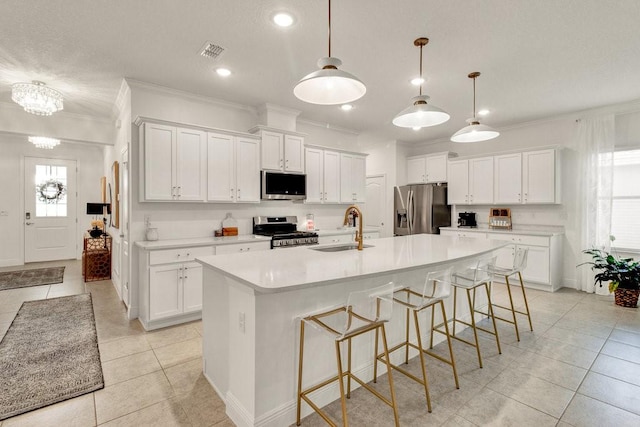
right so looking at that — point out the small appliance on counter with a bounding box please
[489,208,512,229]
[457,212,477,228]
[253,216,319,249]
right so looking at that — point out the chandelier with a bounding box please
[12,81,64,116]
[29,136,61,149]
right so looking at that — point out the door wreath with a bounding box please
[37,179,66,204]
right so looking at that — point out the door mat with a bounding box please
[0,267,65,291]
[0,293,104,420]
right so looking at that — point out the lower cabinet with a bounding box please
[318,231,379,245]
[215,241,270,254]
[149,262,202,320]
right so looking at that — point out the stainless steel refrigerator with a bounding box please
[394,184,451,235]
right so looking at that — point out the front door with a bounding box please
[24,157,77,262]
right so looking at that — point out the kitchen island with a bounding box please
[196,234,507,427]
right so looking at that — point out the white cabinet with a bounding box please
[149,261,202,320]
[142,123,206,201]
[407,153,448,184]
[207,132,260,203]
[253,128,305,173]
[447,157,493,205]
[523,149,559,203]
[494,153,523,204]
[305,148,341,204]
[440,230,487,239]
[215,241,270,254]
[340,153,366,203]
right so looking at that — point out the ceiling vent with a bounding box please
[200,42,225,60]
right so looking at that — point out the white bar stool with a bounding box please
[485,247,533,341]
[441,256,501,368]
[376,268,459,413]
[296,282,400,427]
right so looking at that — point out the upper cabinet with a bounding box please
[207,132,260,203]
[340,153,366,203]
[448,157,494,205]
[142,123,206,202]
[250,127,305,173]
[305,148,341,204]
[494,153,523,204]
[494,149,560,204]
[407,152,448,184]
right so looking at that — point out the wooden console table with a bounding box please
[82,233,112,282]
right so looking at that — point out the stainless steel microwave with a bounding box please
[261,171,307,200]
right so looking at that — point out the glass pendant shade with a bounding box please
[450,118,500,143]
[294,57,366,105]
[29,136,61,149]
[393,95,450,128]
[12,81,64,116]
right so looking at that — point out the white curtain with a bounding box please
[576,115,615,293]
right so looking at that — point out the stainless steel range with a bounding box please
[253,216,319,249]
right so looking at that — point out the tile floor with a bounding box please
[1,260,639,426]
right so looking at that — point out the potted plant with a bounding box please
[582,237,640,308]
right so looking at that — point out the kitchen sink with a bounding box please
[310,243,373,252]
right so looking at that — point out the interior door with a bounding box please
[364,175,386,236]
[24,157,77,262]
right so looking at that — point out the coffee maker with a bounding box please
[458,212,477,228]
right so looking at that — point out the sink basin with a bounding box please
[310,243,373,252]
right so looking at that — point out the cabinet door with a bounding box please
[176,128,206,201]
[407,157,426,184]
[182,263,203,313]
[340,154,354,203]
[261,131,283,171]
[351,155,366,202]
[495,244,516,269]
[523,150,556,203]
[305,148,323,203]
[494,153,522,204]
[236,138,261,202]
[447,160,469,204]
[323,151,341,203]
[149,264,182,320]
[284,135,304,173]
[469,157,494,204]
[521,245,550,283]
[144,123,175,200]
[207,132,235,202]
[425,154,448,183]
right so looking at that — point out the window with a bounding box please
[611,149,640,251]
[35,164,68,217]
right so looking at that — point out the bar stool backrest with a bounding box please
[513,246,529,272]
[341,281,395,339]
[423,267,453,301]
[473,256,497,284]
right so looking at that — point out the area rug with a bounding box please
[0,293,104,420]
[0,267,65,291]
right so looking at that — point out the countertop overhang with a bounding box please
[196,234,508,293]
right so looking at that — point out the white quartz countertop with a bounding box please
[196,234,508,293]
[314,227,378,236]
[135,234,271,250]
[440,226,564,237]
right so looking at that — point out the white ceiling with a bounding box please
[2,0,640,143]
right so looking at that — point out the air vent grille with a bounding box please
[200,42,225,60]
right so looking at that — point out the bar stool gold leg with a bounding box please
[429,303,436,349]
[413,310,433,412]
[347,338,352,398]
[373,328,379,382]
[404,306,410,365]
[465,288,483,368]
[484,283,502,355]
[335,340,349,427]
[453,286,458,336]
[519,271,534,331]
[439,300,460,389]
[380,324,400,426]
[297,322,305,426]
[504,275,520,341]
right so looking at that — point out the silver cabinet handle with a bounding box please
[237,188,241,199]
[26,222,34,225]
[230,188,234,199]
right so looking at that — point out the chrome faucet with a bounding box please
[343,205,363,250]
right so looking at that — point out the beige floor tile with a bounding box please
[164,358,205,396]
[601,340,640,364]
[102,350,162,386]
[562,393,640,426]
[487,368,574,417]
[578,372,640,416]
[94,370,174,424]
[153,337,202,369]
[0,300,23,315]
[0,312,16,325]
[508,350,588,391]
[2,393,95,427]
[591,354,640,387]
[145,324,200,349]
[543,325,607,352]
[615,316,640,334]
[456,388,558,426]
[98,335,151,362]
[609,328,640,348]
[440,414,477,427]
[524,336,599,369]
[99,398,191,427]
[0,321,11,339]
[554,316,614,339]
[175,378,227,427]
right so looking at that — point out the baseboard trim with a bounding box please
[0,259,22,268]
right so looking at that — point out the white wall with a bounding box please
[0,134,105,266]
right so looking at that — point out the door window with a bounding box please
[35,164,68,217]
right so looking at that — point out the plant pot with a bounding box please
[614,288,640,308]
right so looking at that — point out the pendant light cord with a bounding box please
[473,75,476,117]
[328,0,332,57]
[418,43,423,96]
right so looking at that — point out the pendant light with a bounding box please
[392,38,449,128]
[293,0,366,105]
[451,72,499,143]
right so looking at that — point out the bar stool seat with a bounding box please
[437,256,501,369]
[376,268,459,413]
[296,282,400,427]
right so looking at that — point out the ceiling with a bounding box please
[2,0,640,143]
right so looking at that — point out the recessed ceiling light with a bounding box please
[410,77,424,86]
[413,126,421,131]
[477,109,490,116]
[273,13,294,27]
[216,68,231,77]
[341,104,353,111]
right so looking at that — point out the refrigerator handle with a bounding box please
[408,190,414,234]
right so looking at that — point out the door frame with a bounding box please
[365,174,389,237]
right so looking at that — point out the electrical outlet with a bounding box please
[238,312,245,333]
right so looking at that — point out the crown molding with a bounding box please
[296,118,360,136]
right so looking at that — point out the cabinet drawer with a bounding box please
[488,233,549,247]
[441,230,486,239]
[149,246,214,265]
[216,241,271,255]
